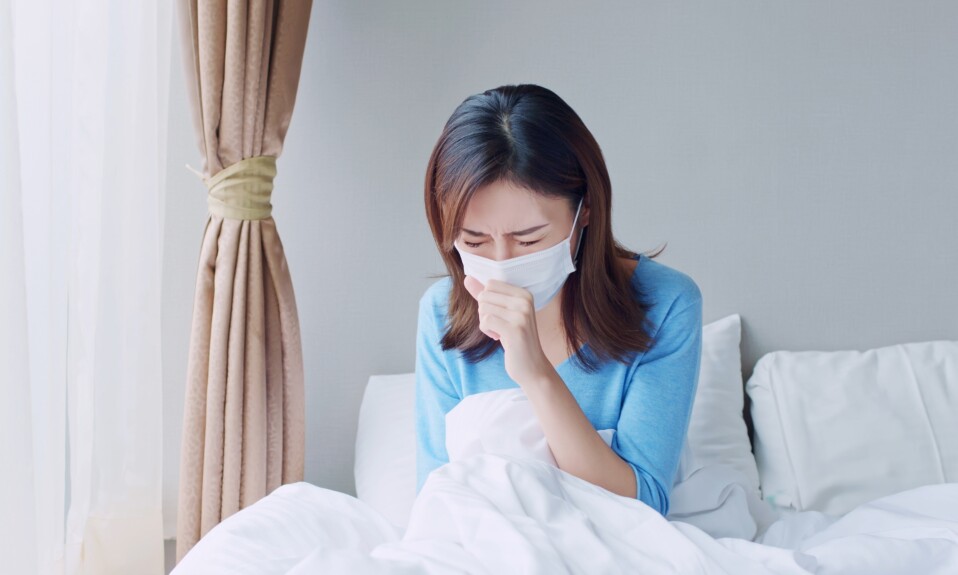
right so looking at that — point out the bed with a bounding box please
[172,314,958,574]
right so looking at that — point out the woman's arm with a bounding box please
[522,369,638,498]
[414,287,460,493]
[527,291,703,512]
[467,275,702,515]
[609,289,702,515]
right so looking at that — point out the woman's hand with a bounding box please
[463,275,554,387]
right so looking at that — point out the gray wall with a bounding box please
[162,0,958,537]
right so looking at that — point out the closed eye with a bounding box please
[463,239,540,248]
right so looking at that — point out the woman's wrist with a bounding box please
[518,363,561,395]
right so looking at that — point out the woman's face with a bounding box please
[456,180,589,262]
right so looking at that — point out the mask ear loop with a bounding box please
[570,198,585,264]
[572,227,585,264]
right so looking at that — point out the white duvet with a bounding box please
[173,389,958,574]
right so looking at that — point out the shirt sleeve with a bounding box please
[610,283,703,516]
[414,290,461,493]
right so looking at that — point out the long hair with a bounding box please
[423,83,664,372]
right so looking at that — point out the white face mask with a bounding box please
[454,198,585,311]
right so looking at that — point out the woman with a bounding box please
[416,83,703,517]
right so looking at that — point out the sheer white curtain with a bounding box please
[1,1,172,573]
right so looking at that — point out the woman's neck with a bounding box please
[536,285,568,345]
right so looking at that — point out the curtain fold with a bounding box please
[2,1,172,573]
[175,0,313,562]
[0,4,38,574]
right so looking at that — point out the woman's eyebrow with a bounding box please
[461,223,549,237]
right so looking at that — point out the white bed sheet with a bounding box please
[174,387,958,574]
[172,466,958,574]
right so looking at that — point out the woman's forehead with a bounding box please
[461,181,566,232]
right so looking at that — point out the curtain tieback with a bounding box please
[201,155,277,220]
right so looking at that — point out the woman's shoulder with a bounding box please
[420,275,452,303]
[418,276,453,323]
[631,254,702,315]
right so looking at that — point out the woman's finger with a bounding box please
[478,300,521,325]
[479,312,514,342]
[477,288,528,312]
[479,303,526,342]
[463,275,485,300]
[477,310,500,340]
[483,279,533,304]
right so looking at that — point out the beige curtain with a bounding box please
[175,0,313,563]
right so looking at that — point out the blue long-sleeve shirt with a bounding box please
[414,253,702,517]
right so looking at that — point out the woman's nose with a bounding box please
[491,241,516,261]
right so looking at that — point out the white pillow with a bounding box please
[746,339,958,517]
[355,313,771,538]
[676,314,757,486]
[354,373,417,529]
[666,314,778,540]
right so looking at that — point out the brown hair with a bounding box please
[423,84,665,373]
